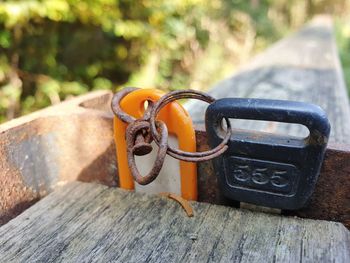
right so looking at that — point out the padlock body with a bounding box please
[206,98,330,210]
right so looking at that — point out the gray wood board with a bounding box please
[0,181,349,262]
[186,17,350,143]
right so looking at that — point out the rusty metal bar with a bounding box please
[1,92,348,228]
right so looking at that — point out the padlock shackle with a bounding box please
[205,98,331,145]
[113,88,197,201]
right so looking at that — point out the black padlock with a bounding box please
[205,98,331,210]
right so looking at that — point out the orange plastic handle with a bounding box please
[113,88,197,200]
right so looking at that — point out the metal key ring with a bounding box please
[149,90,232,162]
[111,87,139,123]
[126,120,168,185]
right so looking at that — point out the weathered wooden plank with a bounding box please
[186,16,350,144]
[0,182,349,262]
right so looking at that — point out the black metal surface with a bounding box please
[205,98,331,210]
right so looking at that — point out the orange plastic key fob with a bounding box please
[113,88,197,200]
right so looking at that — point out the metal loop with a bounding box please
[126,120,168,185]
[111,87,139,123]
[112,88,232,186]
[149,89,232,162]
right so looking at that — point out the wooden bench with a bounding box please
[0,181,349,262]
[0,15,349,262]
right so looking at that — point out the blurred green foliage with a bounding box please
[0,0,349,123]
[336,18,350,91]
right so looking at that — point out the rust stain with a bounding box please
[286,144,350,228]
[0,157,39,226]
[159,192,194,217]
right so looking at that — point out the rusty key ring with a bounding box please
[149,90,232,162]
[111,87,139,124]
[126,120,168,185]
[111,86,155,155]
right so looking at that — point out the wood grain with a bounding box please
[186,16,350,144]
[0,182,349,262]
